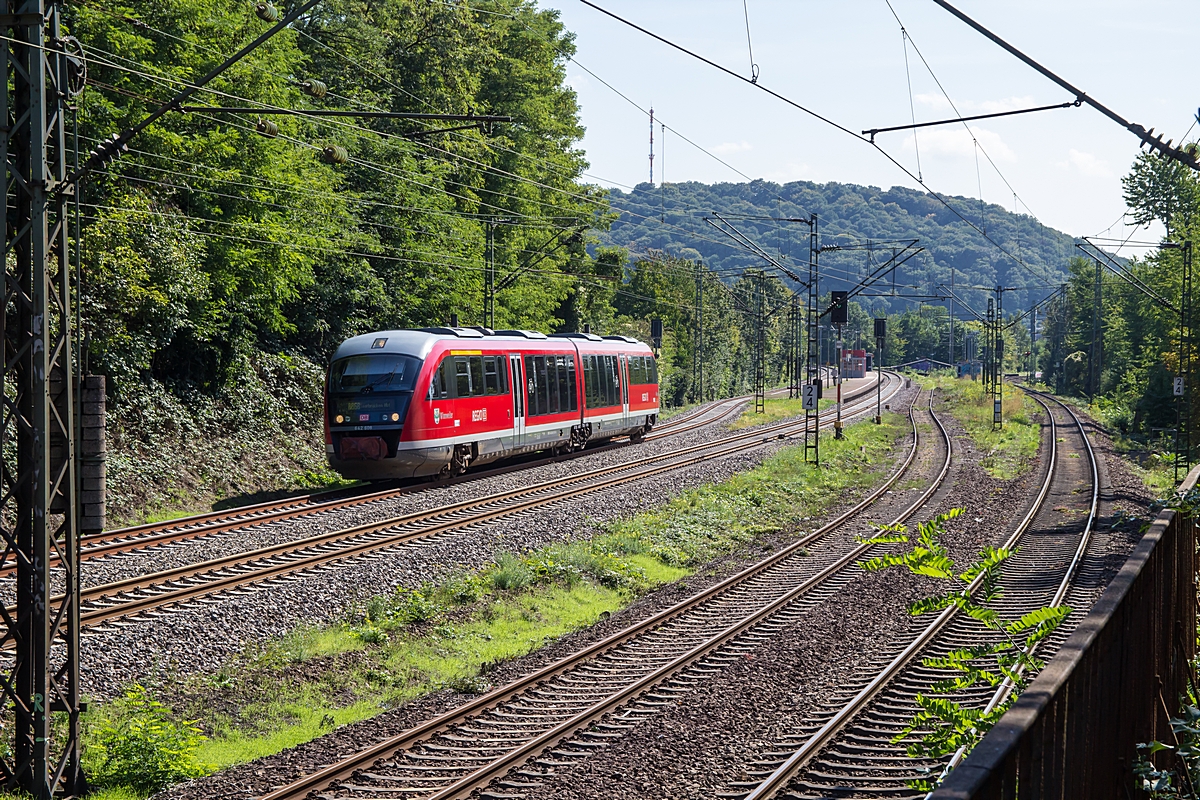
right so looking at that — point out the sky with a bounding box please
[541,0,1196,250]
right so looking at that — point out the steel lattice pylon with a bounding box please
[804,215,819,464]
[0,0,83,795]
[753,270,766,414]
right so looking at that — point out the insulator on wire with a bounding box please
[256,118,279,138]
[255,2,279,22]
[321,145,348,165]
[301,79,327,99]
[89,132,128,167]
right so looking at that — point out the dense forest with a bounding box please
[603,180,1079,314]
[66,0,1188,514]
[1036,152,1200,442]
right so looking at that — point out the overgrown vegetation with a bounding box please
[1134,704,1200,798]
[84,685,212,794]
[859,509,1070,791]
[83,414,906,796]
[729,394,838,429]
[932,376,1041,479]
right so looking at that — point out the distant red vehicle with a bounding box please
[325,327,660,480]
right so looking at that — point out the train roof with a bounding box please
[331,328,653,361]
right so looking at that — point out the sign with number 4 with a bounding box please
[1175,377,1185,396]
[802,384,817,410]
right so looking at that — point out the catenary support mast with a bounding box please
[1,0,83,794]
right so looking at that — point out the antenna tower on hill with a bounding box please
[648,107,655,185]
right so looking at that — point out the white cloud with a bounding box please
[764,161,811,183]
[978,95,1037,113]
[902,127,1016,162]
[915,92,953,111]
[913,93,1037,115]
[710,141,753,155]
[1057,148,1113,178]
[565,73,590,92]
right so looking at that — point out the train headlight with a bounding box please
[335,415,344,423]
[391,412,400,421]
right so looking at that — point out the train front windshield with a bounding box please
[328,354,423,426]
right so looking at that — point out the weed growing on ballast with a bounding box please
[139,414,909,779]
[83,684,212,794]
[858,509,1070,791]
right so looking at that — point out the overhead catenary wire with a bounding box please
[742,0,759,84]
[82,2,1044,308]
[883,0,1049,266]
[575,0,1060,290]
[84,0,833,273]
[896,24,922,182]
[85,46,781,261]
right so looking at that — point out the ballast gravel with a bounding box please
[155,384,922,800]
[82,381,898,700]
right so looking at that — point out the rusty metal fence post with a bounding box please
[932,464,1199,799]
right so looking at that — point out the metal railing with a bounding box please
[931,463,1199,799]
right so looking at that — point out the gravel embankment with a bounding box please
[84,386,901,699]
[499,396,1153,800]
[154,386,918,800]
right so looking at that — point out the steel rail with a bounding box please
[740,385,1084,800]
[11,375,901,633]
[931,389,1100,780]
[0,384,756,577]
[258,387,948,800]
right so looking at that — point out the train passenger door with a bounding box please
[509,354,525,448]
[619,354,630,425]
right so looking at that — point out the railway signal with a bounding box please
[830,291,848,325]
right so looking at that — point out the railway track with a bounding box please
[0,374,904,637]
[254,385,947,800]
[0,388,754,583]
[32,372,899,635]
[728,388,1100,800]
[0,384,794,582]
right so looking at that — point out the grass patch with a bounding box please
[86,412,910,797]
[930,377,1041,479]
[659,402,701,422]
[730,394,839,429]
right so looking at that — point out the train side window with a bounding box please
[546,356,560,414]
[598,355,611,406]
[594,356,606,407]
[582,355,595,407]
[566,355,578,411]
[482,357,498,395]
[524,356,537,415]
[648,357,659,383]
[637,356,647,384]
[469,357,485,397]
[556,356,570,413]
[454,357,472,397]
[496,357,508,394]
[596,355,608,406]
[612,357,621,404]
[536,356,551,415]
[429,356,452,399]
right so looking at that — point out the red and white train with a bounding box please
[324,327,660,480]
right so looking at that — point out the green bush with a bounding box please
[85,684,211,793]
[490,551,533,591]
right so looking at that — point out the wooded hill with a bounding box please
[602,180,1078,314]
